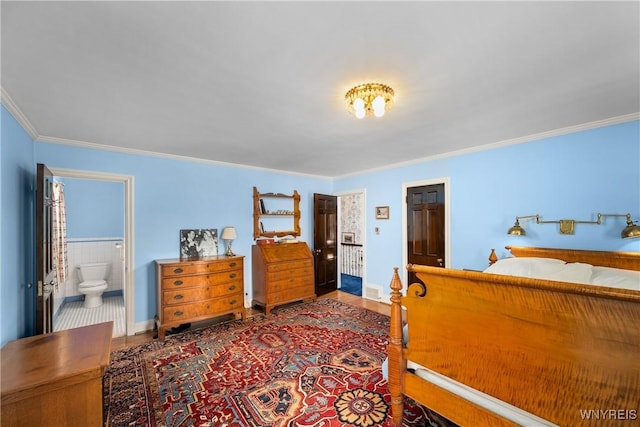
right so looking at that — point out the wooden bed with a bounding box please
[388,246,640,426]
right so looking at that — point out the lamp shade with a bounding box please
[507,219,526,236]
[622,219,640,239]
[221,226,237,240]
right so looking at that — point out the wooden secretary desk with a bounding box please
[252,242,316,314]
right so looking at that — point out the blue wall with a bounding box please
[333,120,640,287]
[61,177,124,238]
[32,142,332,331]
[2,99,639,346]
[1,106,36,346]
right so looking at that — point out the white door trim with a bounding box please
[50,167,135,336]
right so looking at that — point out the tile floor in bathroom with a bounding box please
[54,295,126,337]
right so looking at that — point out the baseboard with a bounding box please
[363,283,383,301]
[103,289,123,298]
[135,319,156,335]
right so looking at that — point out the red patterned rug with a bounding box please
[104,299,455,426]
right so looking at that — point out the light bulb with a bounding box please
[372,96,386,117]
[353,98,366,119]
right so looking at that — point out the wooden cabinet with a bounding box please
[253,186,301,239]
[252,242,316,314]
[155,255,246,340]
[1,322,113,427]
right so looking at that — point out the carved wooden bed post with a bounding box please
[388,267,405,427]
[488,248,498,265]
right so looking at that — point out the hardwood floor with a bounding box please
[111,291,390,351]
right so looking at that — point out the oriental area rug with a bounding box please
[103,299,455,427]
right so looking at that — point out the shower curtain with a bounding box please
[52,182,68,290]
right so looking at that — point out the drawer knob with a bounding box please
[173,268,183,274]
[229,285,236,291]
[174,294,183,300]
[229,262,237,267]
[174,310,184,316]
[174,280,183,286]
[229,299,236,305]
[229,273,237,279]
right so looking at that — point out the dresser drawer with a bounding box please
[266,275,314,293]
[266,285,314,305]
[163,280,243,305]
[161,270,242,290]
[161,259,242,277]
[266,265,313,282]
[265,259,313,273]
[163,296,243,322]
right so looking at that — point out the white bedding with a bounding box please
[484,257,640,290]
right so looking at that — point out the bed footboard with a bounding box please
[388,264,640,426]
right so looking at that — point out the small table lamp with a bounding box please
[221,226,237,257]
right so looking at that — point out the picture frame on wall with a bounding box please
[341,232,355,244]
[375,206,390,220]
[180,229,218,259]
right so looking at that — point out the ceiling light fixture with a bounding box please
[345,83,394,119]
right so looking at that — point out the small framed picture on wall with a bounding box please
[375,206,389,220]
[341,232,355,244]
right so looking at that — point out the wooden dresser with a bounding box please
[1,322,113,427]
[155,255,246,340]
[252,242,316,314]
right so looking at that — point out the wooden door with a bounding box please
[313,193,337,296]
[407,184,445,285]
[36,163,55,334]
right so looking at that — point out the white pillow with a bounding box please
[484,257,566,277]
[590,266,640,291]
[484,257,593,284]
[545,262,593,285]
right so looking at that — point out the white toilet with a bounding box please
[77,263,110,308]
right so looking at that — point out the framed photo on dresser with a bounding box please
[180,229,218,259]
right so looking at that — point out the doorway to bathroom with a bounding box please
[49,167,134,338]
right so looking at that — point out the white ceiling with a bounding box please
[2,1,639,178]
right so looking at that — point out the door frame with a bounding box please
[401,177,450,287]
[50,167,135,336]
[334,188,367,293]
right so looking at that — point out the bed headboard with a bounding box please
[504,246,640,271]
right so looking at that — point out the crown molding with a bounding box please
[334,112,640,179]
[3,83,636,180]
[0,87,40,140]
[36,134,332,180]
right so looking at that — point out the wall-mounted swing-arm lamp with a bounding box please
[506,215,539,236]
[507,213,640,239]
[597,213,640,239]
